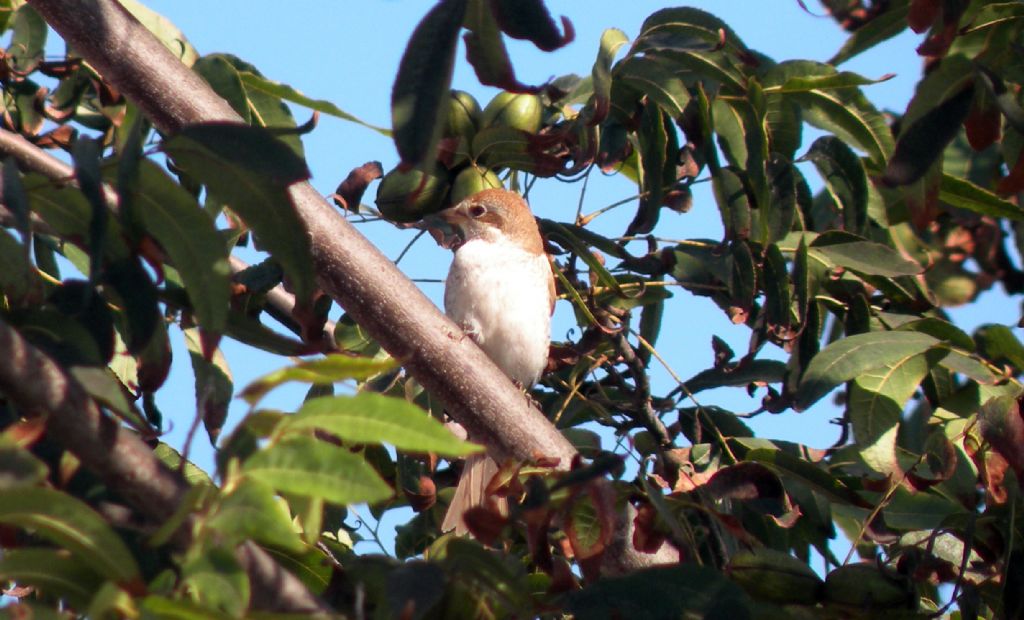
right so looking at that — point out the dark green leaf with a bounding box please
[829,0,909,65]
[616,55,690,118]
[391,0,467,164]
[939,173,1024,220]
[567,564,753,620]
[683,359,787,395]
[767,71,894,93]
[194,54,251,123]
[884,84,975,186]
[763,244,791,333]
[162,122,314,306]
[183,328,233,443]
[71,137,108,282]
[975,324,1024,370]
[590,28,629,124]
[713,167,751,240]
[762,155,797,245]
[132,160,231,334]
[7,5,46,73]
[0,438,47,489]
[0,229,38,304]
[801,136,868,235]
[243,435,393,505]
[797,331,941,410]
[490,0,573,51]
[70,366,150,431]
[279,393,482,458]
[0,548,102,609]
[0,487,140,582]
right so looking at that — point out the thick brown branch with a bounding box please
[26,0,677,570]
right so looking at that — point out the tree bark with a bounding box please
[26,0,677,572]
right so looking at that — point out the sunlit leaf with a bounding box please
[240,355,397,405]
[278,393,482,458]
[797,331,941,410]
[243,435,393,505]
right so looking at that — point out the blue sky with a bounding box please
[126,2,1020,554]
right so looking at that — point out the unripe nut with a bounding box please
[375,165,449,223]
[482,92,543,133]
[445,90,482,140]
[450,166,503,205]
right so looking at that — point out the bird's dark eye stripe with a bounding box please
[468,204,486,218]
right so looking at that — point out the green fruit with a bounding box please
[823,563,913,609]
[445,90,482,140]
[727,548,823,605]
[482,92,542,133]
[375,166,449,223]
[450,165,502,205]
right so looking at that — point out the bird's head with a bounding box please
[424,188,543,254]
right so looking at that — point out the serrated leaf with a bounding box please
[241,355,396,404]
[810,231,923,277]
[162,122,314,306]
[0,487,140,582]
[391,0,467,165]
[243,435,393,505]
[797,331,941,410]
[279,393,481,458]
[239,71,389,135]
[801,136,868,235]
[939,173,1024,220]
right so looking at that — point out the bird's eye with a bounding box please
[468,204,487,218]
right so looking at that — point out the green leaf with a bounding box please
[183,327,233,442]
[0,548,103,609]
[797,331,941,410]
[153,443,214,487]
[119,0,198,65]
[208,478,304,552]
[7,5,46,73]
[279,393,482,458]
[713,166,751,240]
[131,160,231,334]
[0,438,47,489]
[745,446,871,508]
[391,0,467,164]
[162,122,314,306]
[801,136,868,235]
[243,435,393,505]
[69,366,150,431]
[240,355,397,405]
[489,0,573,52]
[884,84,975,186]
[0,228,38,304]
[766,71,894,94]
[762,244,792,333]
[590,28,630,123]
[975,324,1024,370]
[194,54,251,123]
[829,0,909,65]
[139,596,234,620]
[239,71,389,135]
[809,231,923,277]
[763,155,797,245]
[567,564,753,619]
[939,173,1024,220]
[849,352,931,474]
[180,548,249,616]
[683,359,786,395]
[0,487,140,582]
[615,55,690,118]
[25,174,130,261]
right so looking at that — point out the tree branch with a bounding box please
[26,0,677,570]
[0,318,333,613]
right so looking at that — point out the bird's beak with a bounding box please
[418,209,464,250]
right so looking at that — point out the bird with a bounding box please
[425,188,555,535]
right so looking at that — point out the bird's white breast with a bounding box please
[444,237,552,387]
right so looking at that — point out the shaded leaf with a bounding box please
[490,0,573,51]
[0,548,102,609]
[829,0,910,65]
[162,122,314,306]
[183,328,233,443]
[0,487,140,582]
[801,136,868,235]
[884,84,974,186]
[391,0,467,164]
[810,231,923,277]
[278,393,482,458]
[131,160,231,335]
[590,28,630,124]
[939,173,1024,220]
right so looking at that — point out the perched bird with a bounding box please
[427,188,554,535]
